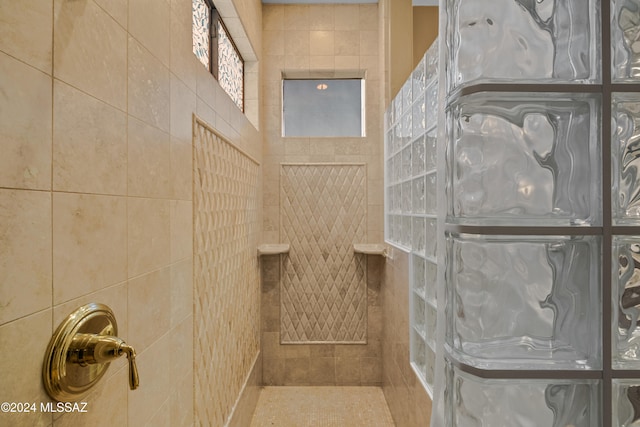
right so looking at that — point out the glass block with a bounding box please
[446,364,602,427]
[385,128,393,157]
[614,379,640,427]
[402,181,412,213]
[402,78,413,113]
[426,261,437,304]
[387,184,395,214]
[426,38,439,79]
[392,154,401,184]
[426,303,437,348]
[426,81,438,131]
[385,156,391,184]
[412,177,426,214]
[412,330,427,377]
[414,255,427,296]
[391,215,401,243]
[385,183,391,212]
[425,346,435,385]
[413,55,427,98]
[413,254,426,297]
[394,93,403,125]
[612,0,640,82]
[217,22,244,111]
[613,236,640,368]
[413,95,426,137]
[388,128,395,156]
[426,173,437,215]
[446,234,602,370]
[192,0,211,70]
[413,216,426,254]
[426,131,437,171]
[412,136,426,176]
[402,215,412,248]
[401,112,413,148]
[387,184,395,213]
[402,146,412,181]
[393,125,403,154]
[426,218,437,259]
[395,184,402,213]
[446,0,601,90]
[613,93,640,224]
[448,92,602,226]
[413,295,426,330]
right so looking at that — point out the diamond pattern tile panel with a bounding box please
[193,119,260,426]
[280,164,367,343]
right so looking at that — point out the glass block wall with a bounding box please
[384,41,439,394]
[434,0,640,425]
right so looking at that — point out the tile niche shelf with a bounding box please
[353,243,387,257]
[257,244,290,256]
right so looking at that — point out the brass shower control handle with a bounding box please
[123,344,140,390]
[68,334,140,390]
[43,303,140,402]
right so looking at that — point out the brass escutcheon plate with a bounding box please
[42,303,117,402]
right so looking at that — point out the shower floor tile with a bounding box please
[250,386,395,427]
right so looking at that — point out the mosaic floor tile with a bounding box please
[250,386,395,427]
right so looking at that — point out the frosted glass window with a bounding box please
[217,22,244,111]
[282,79,364,137]
[192,0,211,69]
[192,0,244,111]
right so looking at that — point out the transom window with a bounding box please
[282,78,365,138]
[192,0,244,111]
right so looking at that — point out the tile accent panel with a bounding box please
[280,164,367,343]
[193,117,261,426]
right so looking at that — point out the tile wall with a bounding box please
[0,0,261,425]
[260,3,384,385]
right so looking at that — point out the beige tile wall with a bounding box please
[382,247,432,426]
[260,3,384,386]
[0,0,261,425]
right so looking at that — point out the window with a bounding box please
[192,0,244,111]
[282,78,365,137]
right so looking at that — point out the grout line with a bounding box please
[601,0,613,425]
